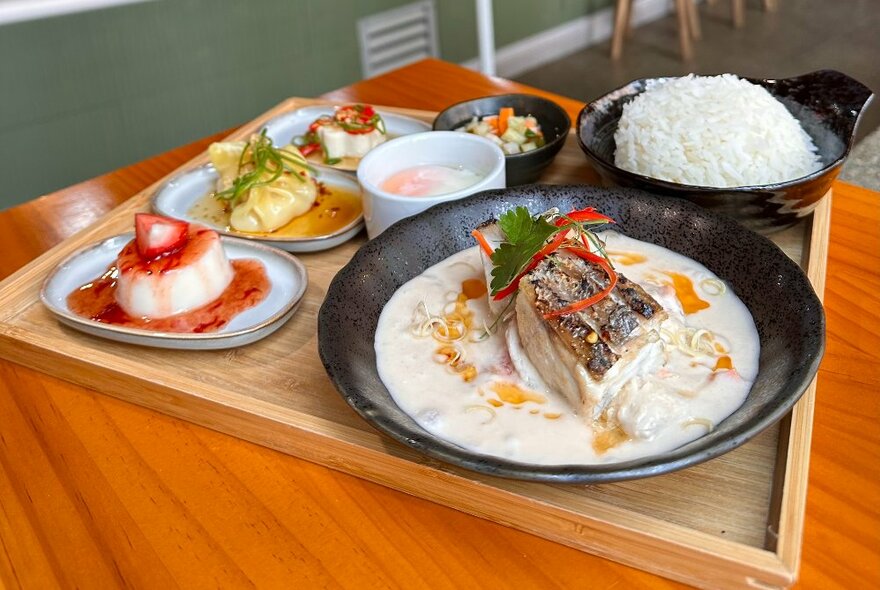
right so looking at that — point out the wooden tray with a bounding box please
[0,98,829,590]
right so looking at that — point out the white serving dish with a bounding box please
[40,234,307,350]
[262,105,431,171]
[151,165,363,253]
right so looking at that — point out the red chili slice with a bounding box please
[555,207,616,225]
[491,231,569,301]
[542,247,618,318]
[484,207,616,302]
[299,143,321,157]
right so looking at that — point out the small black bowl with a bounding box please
[433,93,570,186]
[576,70,873,233]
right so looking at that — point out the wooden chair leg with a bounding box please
[674,0,694,60]
[686,0,701,40]
[732,0,745,28]
[611,0,632,60]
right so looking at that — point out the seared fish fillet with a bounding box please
[515,250,666,418]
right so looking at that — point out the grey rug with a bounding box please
[841,127,880,190]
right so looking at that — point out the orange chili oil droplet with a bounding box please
[608,251,647,266]
[665,271,710,315]
[461,278,487,300]
[714,355,734,372]
[489,382,546,405]
[592,423,629,453]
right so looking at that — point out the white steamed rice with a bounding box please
[613,74,822,187]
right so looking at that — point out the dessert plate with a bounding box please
[41,234,307,350]
[152,165,363,253]
[262,105,431,171]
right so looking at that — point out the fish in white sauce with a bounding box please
[374,209,760,465]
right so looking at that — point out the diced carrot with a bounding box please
[471,229,495,257]
[498,107,514,135]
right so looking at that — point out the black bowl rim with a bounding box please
[576,69,873,192]
[433,93,572,161]
[317,184,825,484]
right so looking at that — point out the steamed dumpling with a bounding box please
[208,138,318,233]
[228,171,317,232]
[208,141,248,192]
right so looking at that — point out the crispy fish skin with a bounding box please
[545,253,641,353]
[611,273,665,321]
[515,250,666,417]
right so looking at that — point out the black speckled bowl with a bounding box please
[433,93,570,186]
[577,70,873,233]
[318,185,825,483]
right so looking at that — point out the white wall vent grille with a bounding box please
[357,0,439,78]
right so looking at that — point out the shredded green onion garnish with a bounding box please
[213,130,314,206]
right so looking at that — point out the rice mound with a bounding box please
[613,74,822,187]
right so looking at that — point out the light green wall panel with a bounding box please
[0,0,414,208]
[437,0,614,63]
[0,0,611,209]
[492,0,613,46]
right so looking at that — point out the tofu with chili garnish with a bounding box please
[299,104,387,162]
[516,250,667,420]
[318,125,385,160]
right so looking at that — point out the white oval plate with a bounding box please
[262,105,431,171]
[41,234,307,350]
[152,165,363,253]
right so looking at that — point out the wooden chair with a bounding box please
[707,0,779,29]
[611,0,700,61]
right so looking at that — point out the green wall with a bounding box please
[0,0,608,209]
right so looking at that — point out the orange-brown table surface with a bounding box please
[1,59,877,589]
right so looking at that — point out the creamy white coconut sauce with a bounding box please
[375,232,760,465]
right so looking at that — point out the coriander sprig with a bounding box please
[486,206,615,297]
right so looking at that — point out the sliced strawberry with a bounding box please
[135,213,189,260]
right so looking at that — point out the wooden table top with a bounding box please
[0,58,877,589]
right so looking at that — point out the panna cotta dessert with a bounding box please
[115,214,234,319]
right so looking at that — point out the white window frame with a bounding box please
[0,0,153,26]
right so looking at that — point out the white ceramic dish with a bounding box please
[41,234,307,350]
[357,131,506,238]
[262,105,431,171]
[151,165,363,253]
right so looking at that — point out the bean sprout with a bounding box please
[413,298,478,381]
[411,300,468,342]
[433,345,462,365]
[682,417,714,432]
[700,278,727,296]
[465,405,496,424]
[660,327,719,358]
